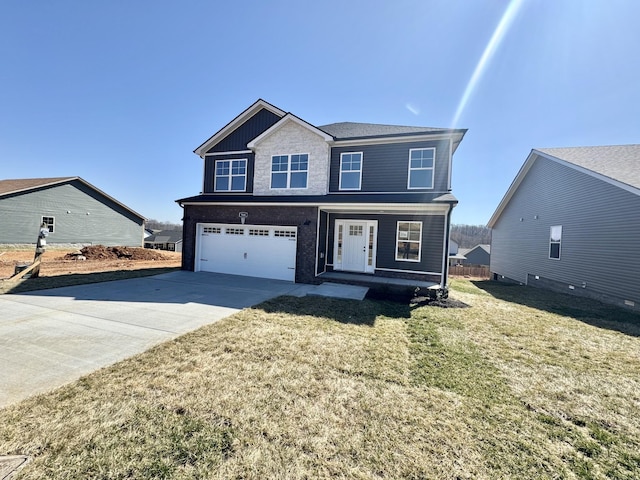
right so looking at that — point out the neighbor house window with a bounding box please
[41,216,54,233]
[215,159,247,192]
[549,225,562,259]
[396,221,422,262]
[339,152,363,190]
[408,148,435,189]
[271,154,308,189]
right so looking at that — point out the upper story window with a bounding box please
[271,154,308,189]
[408,148,435,189]
[339,152,363,190]
[549,225,562,259]
[215,159,247,192]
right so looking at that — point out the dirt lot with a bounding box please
[0,246,182,280]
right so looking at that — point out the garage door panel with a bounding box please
[197,224,297,281]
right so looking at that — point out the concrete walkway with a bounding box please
[0,271,365,409]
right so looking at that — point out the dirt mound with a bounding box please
[64,246,168,261]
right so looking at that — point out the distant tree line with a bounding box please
[146,219,182,231]
[450,224,491,248]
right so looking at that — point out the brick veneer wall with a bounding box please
[182,204,319,284]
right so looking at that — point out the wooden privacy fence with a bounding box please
[449,265,490,279]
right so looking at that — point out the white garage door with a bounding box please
[196,223,297,281]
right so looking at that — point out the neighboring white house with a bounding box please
[488,145,640,310]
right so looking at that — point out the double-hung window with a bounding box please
[549,225,562,259]
[408,148,435,189]
[339,152,363,190]
[271,154,308,189]
[396,221,422,262]
[215,159,247,192]
[41,216,55,233]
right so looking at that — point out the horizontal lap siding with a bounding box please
[329,140,451,193]
[491,156,640,305]
[0,181,143,245]
[327,213,445,274]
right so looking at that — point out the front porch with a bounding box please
[317,271,445,298]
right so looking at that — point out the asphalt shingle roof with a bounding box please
[318,122,454,140]
[537,145,640,190]
[0,177,76,197]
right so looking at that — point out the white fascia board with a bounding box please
[194,99,286,158]
[247,114,334,149]
[487,149,640,228]
[332,131,464,148]
[486,150,538,228]
[534,149,640,197]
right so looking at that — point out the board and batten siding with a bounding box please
[491,155,640,306]
[206,108,282,154]
[328,139,451,193]
[0,181,144,245]
[326,212,445,274]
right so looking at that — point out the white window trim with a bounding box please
[407,147,435,190]
[549,225,562,260]
[214,158,247,192]
[41,216,55,233]
[339,152,363,191]
[395,221,422,262]
[270,153,309,190]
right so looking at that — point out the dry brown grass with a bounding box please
[0,281,639,479]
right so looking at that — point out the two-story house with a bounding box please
[177,99,466,296]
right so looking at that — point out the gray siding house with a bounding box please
[178,99,467,295]
[488,145,640,310]
[459,244,490,266]
[0,177,146,246]
[144,230,183,252]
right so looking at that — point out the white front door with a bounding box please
[334,220,377,273]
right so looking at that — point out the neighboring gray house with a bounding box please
[488,145,640,310]
[458,244,490,266]
[144,230,183,252]
[0,177,146,246]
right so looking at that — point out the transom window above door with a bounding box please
[408,148,435,189]
[339,152,363,190]
[215,159,247,192]
[271,154,308,189]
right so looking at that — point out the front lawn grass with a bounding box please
[1,280,639,479]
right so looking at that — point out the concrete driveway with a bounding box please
[0,271,316,409]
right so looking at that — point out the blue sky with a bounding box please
[1,0,638,225]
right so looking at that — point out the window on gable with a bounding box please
[549,225,562,259]
[215,159,247,192]
[271,154,308,189]
[396,221,422,262]
[408,148,435,189]
[42,216,54,233]
[339,152,363,190]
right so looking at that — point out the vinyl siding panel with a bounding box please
[329,140,451,193]
[206,109,281,153]
[0,182,144,245]
[491,155,640,305]
[327,213,445,274]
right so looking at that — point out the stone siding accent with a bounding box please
[182,204,319,284]
[253,121,330,195]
